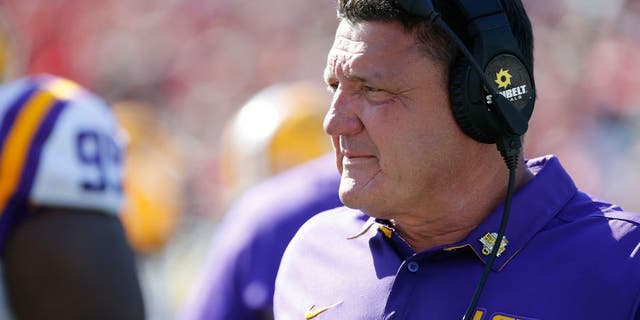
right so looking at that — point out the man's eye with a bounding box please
[363,86,380,92]
[326,83,338,93]
[362,86,394,103]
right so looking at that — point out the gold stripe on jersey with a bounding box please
[0,78,79,212]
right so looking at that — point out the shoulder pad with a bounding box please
[0,74,125,216]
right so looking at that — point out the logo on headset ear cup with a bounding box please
[484,54,535,116]
[449,56,501,144]
[449,54,535,143]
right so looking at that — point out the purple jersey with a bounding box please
[180,154,342,320]
[275,155,640,320]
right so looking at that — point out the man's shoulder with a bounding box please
[543,195,640,268]
[601,207,640,225]
[275,208,385,320]
[297,206,369,236]
[567,194,640,238]
[278,207,371,261]
[598,207,640,252]
[282,207,368,251]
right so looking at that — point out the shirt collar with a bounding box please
[347,216,377,239]
[461,155,577,271]
[361,155,577,271]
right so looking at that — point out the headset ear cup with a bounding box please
[449,57,497,143]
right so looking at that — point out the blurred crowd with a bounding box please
[2,0,639,319]
[4,0,338,220]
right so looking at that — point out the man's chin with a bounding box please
[338,187,362,209]
[339,174,377,204]
[339,186,374,213]
[339,196,389,219]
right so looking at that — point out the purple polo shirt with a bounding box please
[179,154,342,320]
[274,155,640,320]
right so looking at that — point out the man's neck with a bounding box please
[392,158,534,252]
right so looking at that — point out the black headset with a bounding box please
[400,0,535,164]
[448,0,535,144]
[398,0,535,319]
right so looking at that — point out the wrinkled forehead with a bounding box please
[333,20,368,53]
[325,22,368,75]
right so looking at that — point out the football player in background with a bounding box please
[0,55,145,320]
[179,81,342,320]
[216,81,337,206]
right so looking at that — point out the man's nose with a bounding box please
[323,90,363,137]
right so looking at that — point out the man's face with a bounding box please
[323,20,477,218]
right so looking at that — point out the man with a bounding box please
[0,74,145,319]
[179,82,341,320]
[274,1,640,319]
